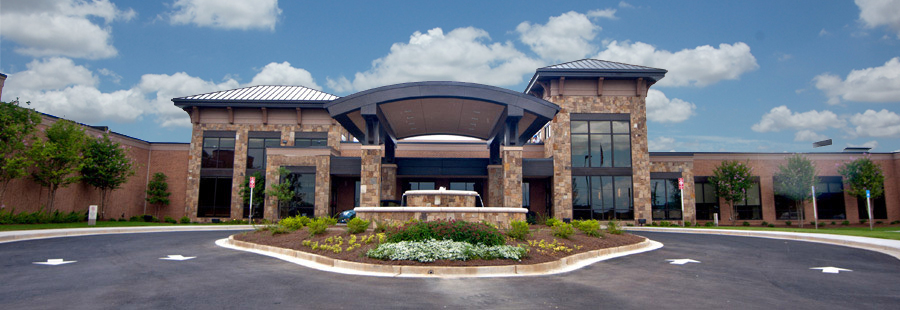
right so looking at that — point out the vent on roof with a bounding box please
[843,147,871,153]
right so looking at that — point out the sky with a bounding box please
[1,0,899,152]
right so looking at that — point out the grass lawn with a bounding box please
[671,225,900,241]
[0,221,247,232]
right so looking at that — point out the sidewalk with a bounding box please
[0,225,253,244]
[626,226,900,260]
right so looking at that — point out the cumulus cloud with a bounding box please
[5,58,97,91]
[586,9,617,20]
[813,57,900,105]
[0,0,134,59]
[327,27,542,93]
[645,89,696,123]
[166,0,281,30]
[619,2,634,9]
[248,62,321,89]
[648,136,677,151]
[794,130,828,142]
[848,109,900,138]
[848,140,879,149]
[517,11,600,62]
[855,0,900,38]
[595,41,759,87]
[751,106,845,133]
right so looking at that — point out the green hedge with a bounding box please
[386,220,506,246]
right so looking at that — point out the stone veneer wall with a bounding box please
[356,209,526,229]
[185,122,339,221]
[381,164,397,200]
[359,145,383,207]
[650,160,696,223]
[404,194,476,207]
[263,154,331,219]
[486,165,502,207]
[544,94,650,221]
[502,147,523,208]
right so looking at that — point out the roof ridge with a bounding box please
[175,85,339,101]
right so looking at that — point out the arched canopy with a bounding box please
[324,81,559,146]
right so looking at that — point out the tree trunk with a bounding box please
[797,200,804,228]
[47,185,58,214]
[731,202,737,226]
[156,203,160,221]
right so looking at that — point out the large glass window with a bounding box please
[201,137,235,169]
[815,177,846,220]
[651,179,682,220]
[571,120,630,168]
[572,176,633,220]
[773,177,799,220]
[522,182,530,208]
[406,182,435,191]
[278,173,316,218]
[450,182,475,191]
[198,177,232,217]
[735,180,762,220]
[247,137,280,170]
[694,179,719,221]
[294,137,327,147]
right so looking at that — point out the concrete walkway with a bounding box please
[0,225,253,244]
[626,226,900,260]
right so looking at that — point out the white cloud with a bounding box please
[0,0,134,59]
[777,53,792,61]
[648,136,677,151]
[586,9,617,20]
[327,27,542,93]
[136,72,240,127]
[848,140,879,149]
[813,57,900,105]
[819,28,830,36]
[855,0,900,38]
[5,58,97,91]
[619,1,634,9]
[596,41,758,87]
[794,130,828,142]
[249,61,321,89]
[751,106,845,133]
[848,109,900,138]
[645,89,696,123]
[97,68,122,84]
[167,0,281,31]
[517,12,600,62]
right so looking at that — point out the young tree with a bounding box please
[0,99,41,205]
[838,156,884,220]
[709,160,754,225]
[81,134,135,219]
[29,119,87,212]
[773,154,817,228]
[265,167,293,220]
[145,172,171,220]
[239,171,265,219]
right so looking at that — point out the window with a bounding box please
[201,137,235,169]
[651,179,682,220]
[247,137,280,170]
[450,182,475,191]
[815,177,846,220]
[735,180,762,220]
[522,182,530,208]
[198,177,232,217]
[857,187,887,220]
[406,182,435,191]
[571,120,631,168]
[278,173,316,218]
[694,178,719,221]
[773,177,799,220]
[572,176,633,220]
[294,138,327,147]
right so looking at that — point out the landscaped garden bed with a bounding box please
[233,217,645,267]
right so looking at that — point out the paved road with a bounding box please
[1,230,898,309]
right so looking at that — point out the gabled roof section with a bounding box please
[525,59,667,94]
[172,85,339,109]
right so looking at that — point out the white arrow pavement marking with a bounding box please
[811,267,852,274]
[33,259,76,265]
[160,255,196,261]
[666,259,700,265]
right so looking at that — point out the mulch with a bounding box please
[233,226,645,267]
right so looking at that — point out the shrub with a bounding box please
[366,239,526,262]
[761,221,769,227]
[820,222,827,226]
[684,221,691,227]
[386,220,505,246]
[768,224,775,227]
[860,220,867,224]
[506,220,531,240]
[180,216,191,224]
[742,222,750,226]
[660,221,671,227]
[129,215,141,222]
[704,222,714,227]
[572,219,602,237]
[551,222,575,239]
[373,220,393,233]
[545,218,562,227]
[321,216,338,226]
[347,217,370,234]
[841,220,850,226]
[785,221,792,226]
[831,221,836,225]
[607,219,624,235]
[891,221,899,225]
[164,216,176,224]
[876,221,883,225]
[810,221,816,226]
[307,218,330,236]
[279,215,309,231]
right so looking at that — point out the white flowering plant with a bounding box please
[366,239,527,262]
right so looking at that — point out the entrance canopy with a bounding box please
[324,81,559,146]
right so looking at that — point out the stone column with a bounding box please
[486,165,502,207]
[315,155,331,217]
[381,164,398,200]
[548,111,573,220]
[502,146,523,208]
[360,145,383,207]
[263,158,279,221]
[185,124,204,220]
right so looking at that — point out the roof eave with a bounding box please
[525,69,667,94]
[171,99,332,109]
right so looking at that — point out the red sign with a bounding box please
[249,177,256,189]
[678,178,684,190]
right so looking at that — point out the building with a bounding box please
[1,59,898,224]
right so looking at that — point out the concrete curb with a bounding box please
[217,236,662,278]
[626,226,900,260]
[0,225,253,244]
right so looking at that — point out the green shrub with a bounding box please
[545,218,562,227]
[346,217,370,234]
[704,222,714,227]
[768,223,775,227]
[366,239,526,262]
[129,215,142,222]
[320,216,338,226]
[279,216,309,231]
[572,219,602,237]
[307,218,330,236]
[374,220,393,233]
[785,221,792,226]
[742,222,750,226]
[820,222,827,226]
[660,221,671,227]
[761,221,769,227]
[695,222,702,227]
[831,221,836,225]
[841,220,850,226]
[684,221,691,227]
[506,220,531,240]
[860,219,867,224]
[607,219,624,235]
[118,218,127,222]
[180,216,191,224]
[164,216,176,224]
[891,221,899,225]
[810,221,816,226]
[876,221,883,225]
[551,222,575,239]
[386,220,506,246]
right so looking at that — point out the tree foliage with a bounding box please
[773,154,817,227]
[709,160,754,224]
[82,133,135,218]
[0,99,41,205]
[29,119,87,212]
[146,172,171,219]
[838,156,884,199]
[239,171,266,206]
[265,167,293,218]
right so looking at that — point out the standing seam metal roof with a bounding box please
[175,85,339,101]
[541,59,665,71]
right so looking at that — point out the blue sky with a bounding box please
[2,0,899,152]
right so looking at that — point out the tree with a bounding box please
[145,173,171,220]
[81,133,135,219]
[0,99,41,205]
[29,119,87,212]
[838,155,884,206]
[239,171,265,219]
[773,154,817,228]
[265,167,293,220]
[709,160,754,225]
